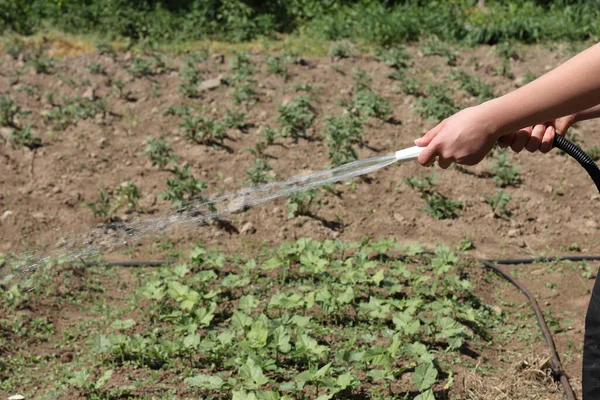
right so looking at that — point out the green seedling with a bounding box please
[179,55,203,98]
[450,69,495,102]
[324,114,363,167]
[485,190,512,218]
[247,158,272,184]
[587,146,600,161]
[0,95,24,127]
[180,113,225,144]
[420,39,457,66]
[489,149,521,187]
[287,188,323,218]
[260,126,279,146]
[159,165,208,209]
[375,46,411,69]
[113,79,134,101]
[224,109,248,130]
[143,137,178,169]
[7,124,42,150]
[414,83,458,121]
[87,62,105,75]
[30,51,54,74]
[423,192,462,220]
[328,42,352,58]
[266,56,289,80]
[278,96,316,139]
[232,81,258,106]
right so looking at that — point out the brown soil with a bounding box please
[1,42,599,398]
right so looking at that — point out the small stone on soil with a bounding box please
[240,222,256,235]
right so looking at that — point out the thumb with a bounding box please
[414,121,444,146]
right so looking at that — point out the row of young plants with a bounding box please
[72,238,500,399]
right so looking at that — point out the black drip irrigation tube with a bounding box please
[82,135,600,400]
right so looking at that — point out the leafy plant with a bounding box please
[0,95,24,128]
[87,62,105,75]
[178,55,203,98]
[7,124,41,150]
[278,96,316,140]
[339,89,391,122]
[450,69,495,102]
[266,56,289,80]
[375,45,411,69]
[113,79,134,101]
[485,190,512,218]
[224,109,248,130]
[423,192,462,220]
[420,39,457,66]
[30,51,54,74]
[587,146,600,162]
[232,81,258,106]
[414,83,458,121]
[324,114,363,167]
[489,149,521,187]
[247,158,273,184]
[159,165,208,209]
[328,42,352,58]
[143,137,178,169]
[287,188,323,218]
[180,113,225,145]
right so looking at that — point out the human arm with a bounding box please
[416,43,600,168]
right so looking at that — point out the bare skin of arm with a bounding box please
[415,43,600,168]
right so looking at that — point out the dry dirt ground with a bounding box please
[1,41,599,399]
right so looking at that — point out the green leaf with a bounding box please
[247,319,269,349]
[412,363,438,391]
[94,369,113,389]
[372,269,385,286]
[239,358,270,389]
[415,389,436,400]
[239,294,260,313]
[185,373,224,390]
[183,333,200,349]
[337,286,355,304]
[111,319,135,331]
[271,325,292,354]
[262,257,281,270]
[435,317,465,340]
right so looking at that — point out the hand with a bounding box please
[497,114,575,153]
[415,106,501,168]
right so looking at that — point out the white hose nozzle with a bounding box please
[395,146,424,163]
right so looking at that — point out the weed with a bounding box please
[450,70,495,102]
[287,188,323,218]
[143,137,178,169]
[46,96,109,130]
[247,158,273,184]
[489,149,521,187]
[414,83,458,121]
[159,165,208,209]
[397,76,422,96]
[278,96,316,139]
[180,113,225,145]
[375,46,411,69]
[485,190,512,218]
[324,114,363,167]
[7,125,42,150]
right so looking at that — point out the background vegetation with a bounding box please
[2,0,600,45]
